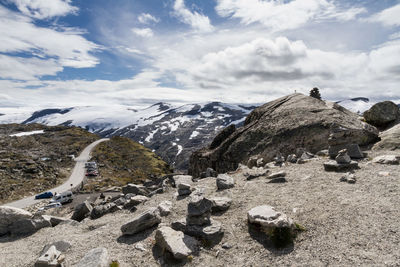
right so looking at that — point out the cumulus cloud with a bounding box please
[7,0,78,19]
[0,5,100,74]
[132,27,154,38]
[368,4,400,27]
[215,0,366,31]
[173,0,214,32]
[138,13,159,24]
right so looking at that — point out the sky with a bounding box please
[0,0,399,109]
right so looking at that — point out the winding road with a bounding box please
[5,138,109,209]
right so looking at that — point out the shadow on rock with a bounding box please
[247,223,294,255]
[152,243,196,267]
[117,225,157,245]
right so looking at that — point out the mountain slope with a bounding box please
[12,102,256,170]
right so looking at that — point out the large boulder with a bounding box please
[373,123,400,151]
[121,207,161,235]
[155,226,198,260]
[363,101,400,127]
[9,215,52,235]
[71,201,92,222]
[0,206,32,235]
[189,94,378,177]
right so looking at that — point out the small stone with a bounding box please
[186,212,211,226]
[335,149,351,164]
[316,150,329,157]
[286,154,297,163]
[221,243,232,249]
[205,167,218,178]
[340,173,356,184]
[216,174,234,190]
[244,167,268,180]
[171,219,223,243]
[124,195,149,209]
[210,197,232,212]
[157,201,172,217]
[268,177,287,183]
[268,171,286,179]
[378,171,390,177]
[134,243,147,252]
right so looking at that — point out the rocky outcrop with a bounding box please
[189,94,378,177]
[0,206,32,235]
[363,101,400,127]
[373,124,400,151]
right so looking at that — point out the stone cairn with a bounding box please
[172,191,223,245]
[323,149,359,171]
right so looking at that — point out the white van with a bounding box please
[50,191,74,204]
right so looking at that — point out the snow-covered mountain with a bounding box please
[1,102,256,170]
[336,97,374,114]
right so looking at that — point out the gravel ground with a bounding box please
[1,150,399,267]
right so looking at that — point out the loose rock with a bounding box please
[73,247,109,267]
[122,184,149,196]
[155,226,198,260]
[216,174,234,190]
[0,206,32,235]
[71,201,92,222]
[372,155,400,165]
[157,201,172,217]
[210,197,232,212]
[121,207,161,235]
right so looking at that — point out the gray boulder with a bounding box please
[73,247,109,267]
[187,194,213,217]
[243,167,268,180]
[155,226,198,260]
[329,143,363,159]
[0,206,32,235]
[121,207,161,235]
[71,201,92,222]
[210,197,232,212]
[9,215,52,235]
[363,101,400,127]
[122,184,149,196]
[247,205,293,229]
[41,241,71,254]
[216,174,234,190]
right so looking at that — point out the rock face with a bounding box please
[373,124,400,151]
[121,207,161,235]
[0,206,32,235]
[189,94,378,177]
[74,247,109,267]
[363,101,400,127]
[155,226,198,260]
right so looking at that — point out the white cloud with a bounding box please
[173,0,214,32]
[132,27,154,38]
[369,4,400,27]
[389,31,400,40]
[215,0,366,31]
[0,5,100,73]
[8,0,78,19]
[138,13,159,24]
[0,54,62,80]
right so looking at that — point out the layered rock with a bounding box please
[189,94,378,177]
[155,226,198,260]
[373,124,400,151]
[121,207,161,235]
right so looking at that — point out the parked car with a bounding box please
[85,162,97,169]
[50,191,74,204]
[86,169,98,176]
[35,191,54,199]
[37,202,62,212]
